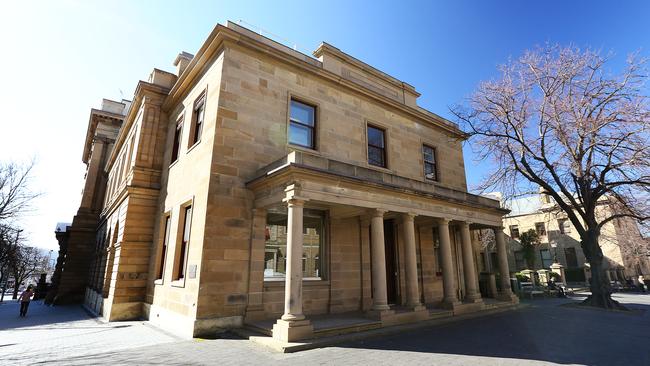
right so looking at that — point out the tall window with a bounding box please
[367,125,386,167]
[190,93,205,146]
[540,249,553,268]
[558,219,571,234]
[157,216,171,280]
[175,205,192,280]
[171,119,183,163]
[288,99,316,149]
[565,247,578,267]
[422,145,438,181]
[510,225,520,239]
[514,250,526,270]
[264,209,324,280]
[535,222,546,236]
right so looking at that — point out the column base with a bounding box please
[406,303,426,312]
[465,293,484,304]
[365,308,395,321]
[272,318,313,342]
[440,299,462,310]
[496,291,520,304]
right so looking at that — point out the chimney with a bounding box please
[174,51,194,76]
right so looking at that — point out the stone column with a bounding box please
[370,209,391,311]
[273,197,313,342]
[495,227,518,302]
[438,218,459,307]
[460,222,482,303]
[402,213,423,310]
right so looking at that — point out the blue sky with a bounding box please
[1,0,648,249]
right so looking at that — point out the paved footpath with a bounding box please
[1,293,649,366]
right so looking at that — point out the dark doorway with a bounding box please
[384,219,399,305]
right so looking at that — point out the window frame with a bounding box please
[188,90,206,149]
[422,144,439,182]
[172,203,193,285]
[510,225,520,239]
[535,222,547,237]
[155,213,172,284]
[171,116,184,165]
[366,123,387,168]
[287,98,317,150]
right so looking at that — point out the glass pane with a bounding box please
[425,162,437,180]
[367,126,385,147]
[290,100,314,126]
[368,146,385,167]
[289,122,313,148]
[264,211,323,279]
[423,145,434,162]
[183,206,192,242]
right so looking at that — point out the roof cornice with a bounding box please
[162,24,467,139]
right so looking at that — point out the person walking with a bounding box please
[639,274,646,292]
[18,285,34,317]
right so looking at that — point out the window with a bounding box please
[535,222,546,236]
[175,205,192,280]
[367,125,386,167]
[432,227,442,275]
[510,225,520,239]
[157,216,171,280]
[288,99,316,149]
[540,249,553,268]
[565,247,578,268]
[190,93,205,146]
[558,219,571,234]
[514,250,526,270]
[264,209,324,280]
[171,118,183,163]
[422,144,438,181]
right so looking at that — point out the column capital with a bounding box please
[435,217,451,225]
[493,226,505,233]
[283,196,308,206]
[402,212,417,221]
[460,221,473,229]
[370,208,387,218]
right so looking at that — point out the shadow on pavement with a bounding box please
[335,294,650,366]
[0,300,97,331]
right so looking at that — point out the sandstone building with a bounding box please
[489,191,650,284]
[51,21,517,342]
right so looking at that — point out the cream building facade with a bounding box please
[496,191,650,283]
[51,22,518,343]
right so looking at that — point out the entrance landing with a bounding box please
[240,299,520,353]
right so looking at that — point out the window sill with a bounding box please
[187,139,202,154]
[169,159,179,169]
[171,278,185,288]
[263,278,329,288]
[366,163,393,174]
[288,144,318,154]
[154,279,163,286]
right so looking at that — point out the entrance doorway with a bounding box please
[384,219,399,305]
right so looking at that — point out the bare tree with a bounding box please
[0,225,20,302]
[452,45,650,309]
[9,244,47,300]
[0,160,38,221]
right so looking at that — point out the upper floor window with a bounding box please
[288,99,316,149]
[367,125,386,168]
[190,92,205,147]
[171,118,183,163]
[535,222,546,236]
[510,225,520,239]
[558,219,571,234]
[422,144,438,181]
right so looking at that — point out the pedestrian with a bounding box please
[639,274,646,292]
[18,285,34,317]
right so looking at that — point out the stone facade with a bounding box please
[491,192,650,283]
[55,21,515,341]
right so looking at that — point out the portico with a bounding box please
[245,151,515,342]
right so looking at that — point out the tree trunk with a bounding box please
[12,281,19,300]
[580,228,627,310]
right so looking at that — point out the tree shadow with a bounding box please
[335,295,650,365]
[0,300,101,331]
